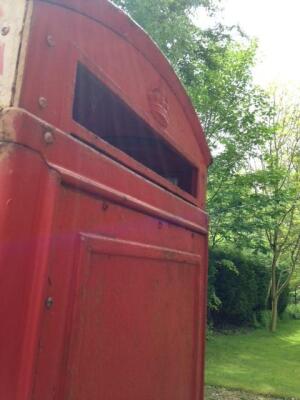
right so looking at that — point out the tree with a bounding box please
[246,90,300,331]
[113,0,272,248]
[113,1,293,329]
[185,35,274,249]
[114,0,220,68]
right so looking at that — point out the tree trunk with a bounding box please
[270,252,278,333]
[270,296,278,333]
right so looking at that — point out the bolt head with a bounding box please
[44,131,54,144]
[46,34,55,47]
[38,97,48,109]
[102,201,109,211]
[45,296,54,309]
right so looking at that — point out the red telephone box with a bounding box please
[0,1,212,399]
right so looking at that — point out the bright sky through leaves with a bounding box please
[195,0,300,88]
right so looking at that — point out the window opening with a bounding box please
[73,63,197,196]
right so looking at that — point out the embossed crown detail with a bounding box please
[148,88,169,129]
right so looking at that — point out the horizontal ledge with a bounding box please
[80,233,202,265]
[50,163,208,235]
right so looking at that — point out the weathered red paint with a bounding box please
[0,1,211,399]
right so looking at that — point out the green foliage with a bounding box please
[277,283,290,315]
[113,0,220,67]
[290,271,300,303]
[208,89,300,331]
[207,247,221,313]
[244,92,300,331]
[255,310,272,329]
[286,304,300,320]
[112,1,300,329]
[209,247,269,326]
[113,0,274,247]
[265,269,290,316]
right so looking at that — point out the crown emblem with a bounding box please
[148,88,169,129]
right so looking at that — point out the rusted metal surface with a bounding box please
[0,1,211,399]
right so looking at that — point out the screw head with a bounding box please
[1,26,10,36]
[45,296,54,309]
[102,201,109,211]
[46,34,55,47]
[38,97,48,109]
[44,131,54,144]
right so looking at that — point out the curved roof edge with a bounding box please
[42,0,213,166]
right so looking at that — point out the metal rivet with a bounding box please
[102,201,109,211]
[1,26,10,36]
[46,34,55,47]
[44,131,54,144]
[45,296,54,309]
[38,97,48,109]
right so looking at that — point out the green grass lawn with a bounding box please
[205,320,300,399]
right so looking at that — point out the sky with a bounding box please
[196,0,300,89]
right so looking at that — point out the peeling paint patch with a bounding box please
[0,142,13,162]
[0,109,17,141]
[0,0,29,107]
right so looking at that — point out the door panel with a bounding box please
[63,234,202,400]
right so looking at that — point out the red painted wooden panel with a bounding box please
[2,109,208,232]
[30,182,207,400]
[0,1,210,399]
[0,110,208,399]
[62,235,201,400]
[0,143,60,400]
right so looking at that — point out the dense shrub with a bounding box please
[286,304,300,320]
[209,247,269,327]
[289,288,300,305]
[256,310,272,328]
[252,260,270,312]
[277,284,290,315]
[207,255,221,318]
